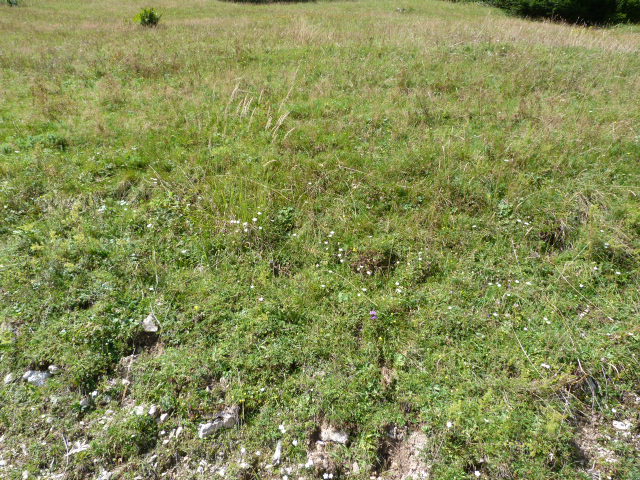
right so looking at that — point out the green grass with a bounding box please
[1,0,639,479]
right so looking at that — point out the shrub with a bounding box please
[134,7,161,27]
[483,0,640,24]
[6,0,19,6]
[614,0,640,21]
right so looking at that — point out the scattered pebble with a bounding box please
[22,370,51,387]
[142,313,159,333]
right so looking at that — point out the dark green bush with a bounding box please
[134,7,161,27]
[6,0,19,6]
[614,0,640,21]
[484,0,640,24]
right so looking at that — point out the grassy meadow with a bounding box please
[1,0,640,478]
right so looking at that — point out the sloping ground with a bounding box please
[0,0,639,479]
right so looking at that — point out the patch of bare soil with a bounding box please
[378,426,431,480]
[574,407,640,480]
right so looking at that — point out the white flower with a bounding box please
[279,424,286,434]
[540,363,551,369]
[446,421,453,428]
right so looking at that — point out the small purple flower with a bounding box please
[370,310,378,320]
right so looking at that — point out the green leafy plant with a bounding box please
[6,0,19,6]
[134,7,161,27]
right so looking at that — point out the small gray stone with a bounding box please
[148,405,159,418]
[272,440,282,465]
[3,373,15,385]
[198,422,217,439]
[613,420,632,431]
[319,422,349,445]
[159,413,169,423]
[198,405,239,438]
[142,313,159,333]
[80,397,92,409]
[22,370,51,387]
[66,441,90,456]
[96,471,113,480]
[48,365,60,375]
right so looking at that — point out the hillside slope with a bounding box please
[1,0,639,479]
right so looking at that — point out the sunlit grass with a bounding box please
[0,0,639,479]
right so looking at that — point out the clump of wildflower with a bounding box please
[370,310,378,320]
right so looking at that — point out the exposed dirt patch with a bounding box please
[351,249,399,276]
[574,410,640,479]
[574,414,618,478]
[376,425,431,480]
[306,421,350,476]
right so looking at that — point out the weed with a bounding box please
[134,7,161,27]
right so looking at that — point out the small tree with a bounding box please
[135,7,161,27]
[484,0,640,24]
